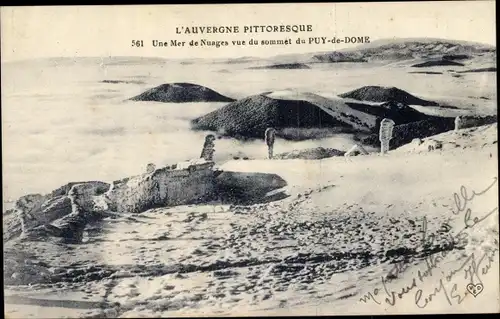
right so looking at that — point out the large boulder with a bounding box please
[3,181,111,243]
[23,182,111,243]
[215,171,287,204]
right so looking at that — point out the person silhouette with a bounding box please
[264,128,276,159]
[200,134,216,161]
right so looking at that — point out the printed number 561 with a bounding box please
[132,40,144,47]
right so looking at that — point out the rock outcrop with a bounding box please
[129,83,235,103]
[24,182,112,243]
[275,147,345,160]
[344,144,369,157]
[215,171,287,204]
[3,181,111,243]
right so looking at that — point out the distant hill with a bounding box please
[129,83,235,103]
[5,38,495,67]
[442,54,470,60]
[312,52,367,63]
[411,59,465,68]
[265,38,496,64]
[339,86,439,106]
[457,67,496,73]
[248,63,311,70]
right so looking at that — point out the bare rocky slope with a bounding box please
[361,115,497,149]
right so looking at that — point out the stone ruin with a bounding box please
[3,133,289,244]
[265,127,276,159]
[106,159,216,215]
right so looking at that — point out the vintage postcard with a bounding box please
[2,1,498,317]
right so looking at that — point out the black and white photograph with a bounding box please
[2,2,498,317]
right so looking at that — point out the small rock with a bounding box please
[104,308,118,318]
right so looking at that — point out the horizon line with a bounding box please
[2,36,496,64]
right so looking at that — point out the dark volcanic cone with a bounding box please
[129,83,235,103]
[339,86,439,106]
[191,94,350,139]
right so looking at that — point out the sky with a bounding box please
[1,1,496,62]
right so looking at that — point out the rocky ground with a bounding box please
[4,123,498,317]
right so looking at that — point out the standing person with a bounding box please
[265,128,276,159]
[200,134,216,161]
[454,116,462,133]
